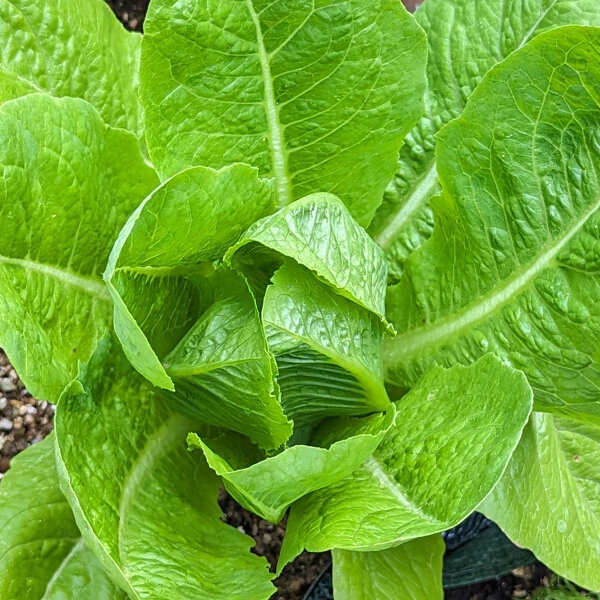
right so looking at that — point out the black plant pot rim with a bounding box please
[302,514,537,600]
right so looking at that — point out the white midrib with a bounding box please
[365,456,437,523]
[0,255,110,301]
[373,162,438,250]
[117,416,190,565]
[246,0,292,207]
[41,539,84,599]
[388,194,600,362]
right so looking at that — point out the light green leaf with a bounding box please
[188,408,394,523]
[385,26,600,422]
[140,0,427,225]
[278,355,532,567]
[0,93,158,401]
[0,0,144,134]
[370,0,600,281]
[54,336,275,600]
[332,535,444,600]
[263,262,389,435]
[0,68,38,103]
[228,193,389,322]
[0,436,127,600]
[104,164,275,391]
[165,268,292,450]
[482,413,600,592]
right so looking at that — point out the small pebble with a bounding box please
[0,418,13,432]
[0,378,16,393]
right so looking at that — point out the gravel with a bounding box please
[0,351,54,478]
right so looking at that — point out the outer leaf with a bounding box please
[140,0,427,225]
[278,355,532,567]
[0,94,158,401]
[104,164,275,390]
[0,436,127,600]
[385,27,600,422]
[0,0,144,134]
[264,262,389,433]
[228,193,389,321]
[332,535,444,600]
[165,268,292,450]
[54,337,275,600]
[188,408,394,523]
[482,413,600,592]
[0,68,38,103]
[370,0,600,281]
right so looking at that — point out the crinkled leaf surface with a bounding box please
[55,337,275,600]
[0,436,127,600]
[105,164,275,390]
[386,27,600,422]
[278,355,532,567]
[165,268,292,450]
[264,262,389,434]
[333,535,444,600]
[370,0,600,282]
[0,0,144,134]
[140,0,427,225]
[482,413,600,591]
[0,68,38,103]
[228,193,388,321]
[188,408,393,522]
[0,94,158,401]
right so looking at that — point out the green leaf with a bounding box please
[0,436,127,600]
[228,193,389,322]
[54,336,275,600]
[165,268,292,450]
[370,0,600,282]
[0,0,144,134]
[104,164,275,390]
[140,0,427,225]
[482,413,600,592]
[385,26,600,422]
[278,355,532,567]
[0,68,38,103]
[332,535,444,600]
[188,408,394,523]
[263,262,389,434]
[0,93,158,401]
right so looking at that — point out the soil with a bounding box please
[0,1,564,598]
[0,352,54,478]
[445,565,552,600]
[105,0,149,31]
[220,491,331,600]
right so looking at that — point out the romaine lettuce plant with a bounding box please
[0,0,599,598]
